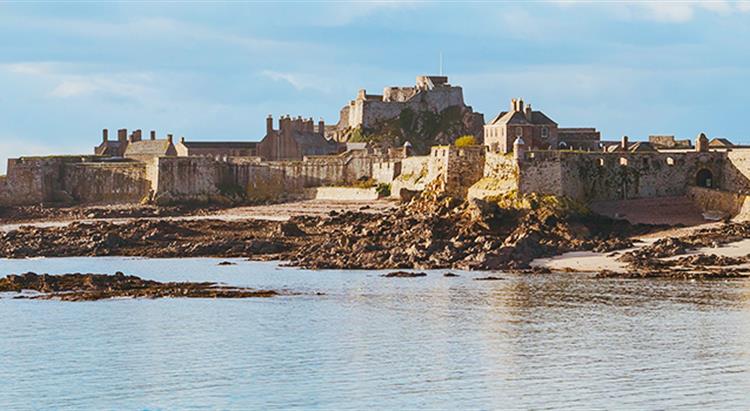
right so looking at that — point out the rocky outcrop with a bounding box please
[0,272,279,301]
[0,193,654,271]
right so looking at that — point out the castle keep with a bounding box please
[2,74,749,219]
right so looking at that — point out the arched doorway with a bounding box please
[696,169,713,188]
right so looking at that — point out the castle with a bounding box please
[2,74,750,220]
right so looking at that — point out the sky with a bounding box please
[2,1,750,173]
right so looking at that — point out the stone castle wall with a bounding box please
[720,149,750,194]
[64,162,150,204]
[517,151,725,202]
[344,86,465,130]
[150,149,383,204]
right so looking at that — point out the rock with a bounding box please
[0,272,281,301]
[278,222,306,237]
[218,261,237,266]
[381,271,427,278]
[474,276,504,281]
[443,272,460,277]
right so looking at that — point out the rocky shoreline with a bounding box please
[0,272,281,301]
[4,194,750,278]
[0,204,219,224]
[0,194,652,271]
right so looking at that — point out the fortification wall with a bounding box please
[721,149,750,193]
[518,151,725,202]
[151,150,382,204]
[152,157,221,204]
[687,186,750,221]
[63,162,150,204]
[391,156,430,196]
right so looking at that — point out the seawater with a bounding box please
[1,257,750,410]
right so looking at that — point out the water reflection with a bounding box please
[0,258,749,410]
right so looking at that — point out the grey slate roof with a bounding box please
[488,110,557,126]
[124,140,175,157]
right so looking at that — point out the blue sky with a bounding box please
[2,1,750,173]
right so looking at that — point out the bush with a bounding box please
[454,135,477,147]
[376,183,391,197]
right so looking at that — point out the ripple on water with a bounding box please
[1,257,750,410]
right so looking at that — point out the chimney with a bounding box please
[150,130,156,140]
[167,134,173,144]
[180,136,185,144]
[118,128,127,142]
[525,104,533,121]
[102,128,108,143]
[128,133,134,143]
[696,132,709,152]
[518,98,524,113]
[621,135,629,151]
[319,118,325,137]
[510,98,516,112]
[266,115,273,134]
[134,129,142,142]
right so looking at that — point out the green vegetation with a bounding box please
[488,190,590,216]
[376,183,391,197]
[350,178,377,189]
[347,106,480,155]
[454,135,477,147]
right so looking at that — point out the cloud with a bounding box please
[1,62,157,102]
[319,1,418,26]
[555,0,749,23]
[260,70,331,93]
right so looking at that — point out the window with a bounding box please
[541,126,549,139]
[666,157,675,166]
[620,157,628,166]
[515,127,523,137]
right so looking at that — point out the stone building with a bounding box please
[557,128,601,150]
[484,99,558,153]
[649,135,692,150]
[124,137,177,162]
[485,99,602,153]
[95,128,177,160]
[175,139,258,158]
[257,115,340,161]
[333,75,482,142]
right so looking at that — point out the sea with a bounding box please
[1,257,749,410]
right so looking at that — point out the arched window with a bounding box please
[541,126,549,139]
[696,169,713,188]
[515,127,523,137]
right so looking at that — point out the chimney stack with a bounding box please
[319,118,325,137]
[696,132,709,152]
[266,114,273,134]
[518,99,524,113]
[150,130,156,140]
[621,135,629,151]
[167,134,173,144]
[180,136,185,144]
[118,128,127,142]
[510,98,517,112]
[102,128,108,143]
[525,104,533,121]
[134,129,142,142]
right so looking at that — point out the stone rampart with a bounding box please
[518,151,725,202]
[721,149,750,194]
[64,162,150,204]
[687,186,750,221]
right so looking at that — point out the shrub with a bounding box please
[454,135,477,147]
[376,183,391,197]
